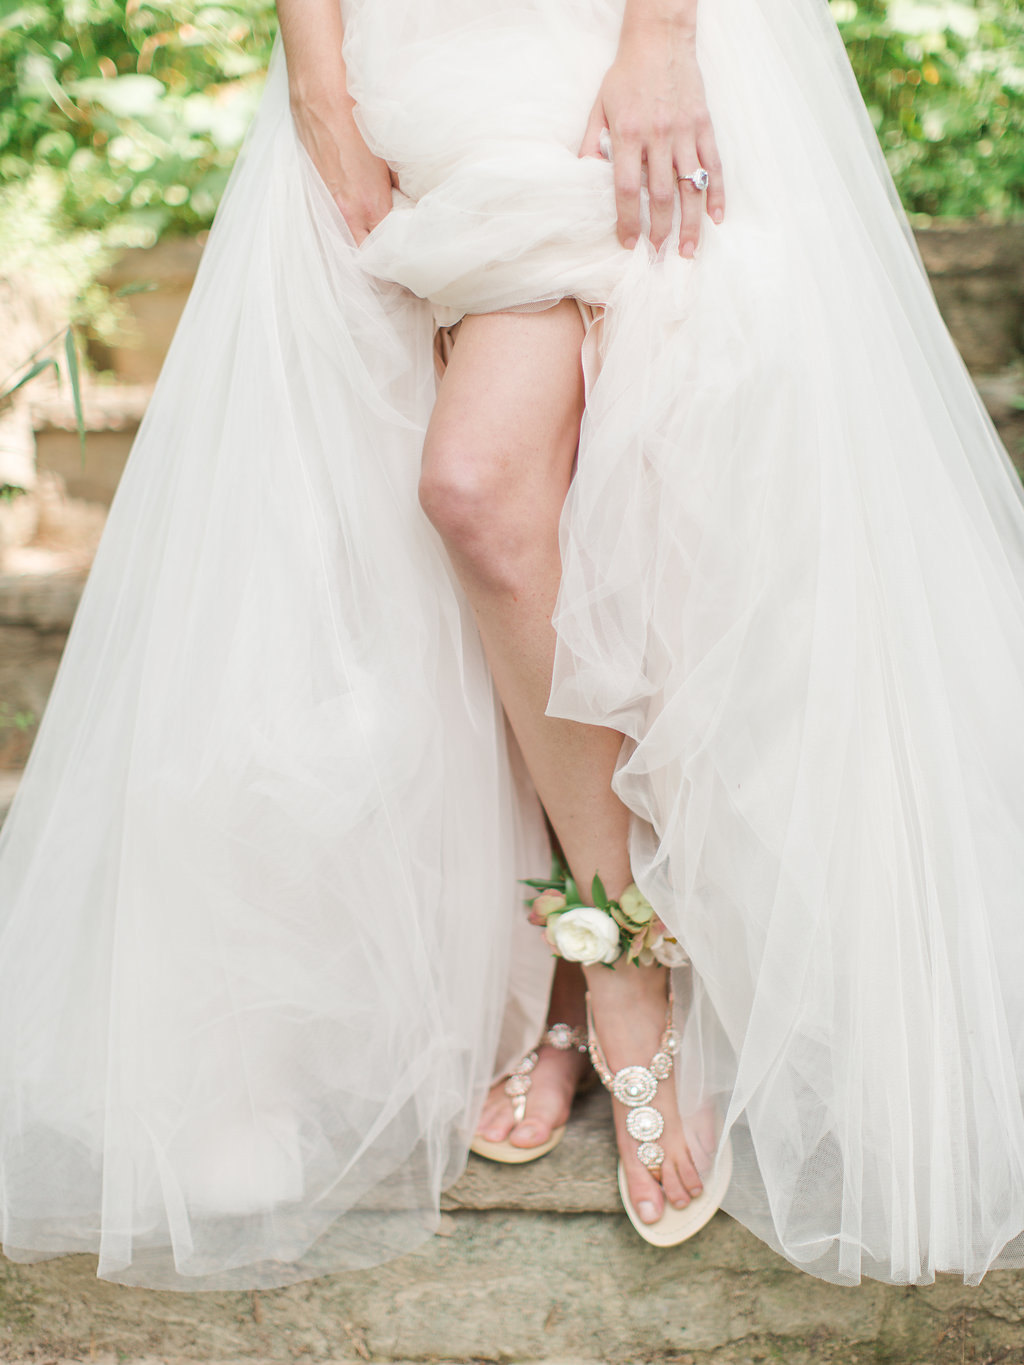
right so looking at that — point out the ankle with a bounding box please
[583,959,669,1003]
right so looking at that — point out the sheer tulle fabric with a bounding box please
[3,0,1024,1290]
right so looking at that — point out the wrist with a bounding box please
[619,0,698,43]
[287,68,356,119]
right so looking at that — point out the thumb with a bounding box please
[578,99,607,159]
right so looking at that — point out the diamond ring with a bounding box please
[678,168,709,192]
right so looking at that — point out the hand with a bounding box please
[578,12,724,257]
[291,95,398,244]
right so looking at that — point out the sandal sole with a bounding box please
[468,1124,566,1163]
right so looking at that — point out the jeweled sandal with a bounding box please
[586,987,733,1246]
[469,1022,592,1164]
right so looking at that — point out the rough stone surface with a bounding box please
[32,420,140,507]
[0,766,19,827]
[915,222,1024,373]
[0,567,86,767]
[91,237,206,385]
[441,1089,621,1214]
[2,1206,1024,1364]
[1,1092,1024,1365]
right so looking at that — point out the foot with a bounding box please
[584,960,705,1225]
[474,960,591,1150]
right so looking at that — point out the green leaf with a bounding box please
[0,356,59,404]
[591,873,609,909]
[563,874,580,906]
[520,878,561,891]
[113,279,158,297]
[63,326,86,465]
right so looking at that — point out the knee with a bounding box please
[418,436,536,587]
[417,443,488,547]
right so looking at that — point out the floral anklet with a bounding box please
[522,856,690,969]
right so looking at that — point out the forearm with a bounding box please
[276,0,353,111]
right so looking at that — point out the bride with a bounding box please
[3,0,1024,1292]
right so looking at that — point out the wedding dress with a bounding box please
[3,0,1024,1292]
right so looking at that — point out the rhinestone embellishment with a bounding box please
[611,1065,658,1108]
[649,1051,672,1080]
[495,1022,586,1128]
[626,1105,665,1143]
[586,986,682,1180]
[637,1141,665,1170]
[546,1023,574,1050]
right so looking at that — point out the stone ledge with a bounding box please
[442,1087,620,1214]
[3,1207,1024,1365]
[0,767,21,826]
[28,383,153,435]
[913,222,1024,277]
[0,568,86,630]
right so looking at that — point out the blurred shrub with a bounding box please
[0,0,276,248]
[834,0,1024,221]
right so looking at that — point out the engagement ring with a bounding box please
[678,168,709,191]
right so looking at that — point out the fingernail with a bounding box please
[624,236,637,250]
[681,240,695,259]
[673,1197,690,1209]
[712,207,723,224]
[515,1124,538,1141]
[689,1184,703,1198]
[637,1200,660,1224]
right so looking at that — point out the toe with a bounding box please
[508,1052,576,1147]
[475,1087,515,1143]
[625,1163,665,1225]
[661,1158,692,1210]
[510,1118,552,1147]
[673,1135,705,1199]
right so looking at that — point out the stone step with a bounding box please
[0,766,21,827]
[2,1085,1024,1363]
[0,565,87,768]
[29,384,152,508]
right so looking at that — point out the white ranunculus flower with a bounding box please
[550,907,621,965]
[651,934,691,968]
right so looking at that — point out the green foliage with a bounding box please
[0,0,276,246]
[833,0,1024,221]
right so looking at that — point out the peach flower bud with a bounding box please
[529,889,567,925]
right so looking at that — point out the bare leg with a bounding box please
[420,303,703,1217]
[422,302,632,895]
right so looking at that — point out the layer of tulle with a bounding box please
[2,0,1024,1291]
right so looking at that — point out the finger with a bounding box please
[336,203,369,245]
[357,177,397,238]
[613,134,644,249]
[645,142,676,252]
[697,121,726,225]
[578,100,607,159]
[674,143,704,258]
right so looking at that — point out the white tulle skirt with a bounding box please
[3,0,1024,1292]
